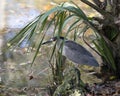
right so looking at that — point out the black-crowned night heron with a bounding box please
[42,36,99,67]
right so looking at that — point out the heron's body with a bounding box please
[61,40,99,66]
[43,36,99,67]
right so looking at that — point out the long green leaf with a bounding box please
[93,38,116,71]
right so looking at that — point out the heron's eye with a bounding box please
[51,37,57,41]
[50,38,55,41]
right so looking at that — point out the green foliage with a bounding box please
[7,2,90,64]
[93,37,116,71]
[6,1,118,95]
[53,67,86,96]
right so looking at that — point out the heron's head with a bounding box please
[42,36,65,45]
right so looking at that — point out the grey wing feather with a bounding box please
[63,41,99,66]
[64,41,93,56]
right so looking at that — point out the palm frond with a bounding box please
[93,37,116,71]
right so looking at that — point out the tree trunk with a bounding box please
[81,0,120,78]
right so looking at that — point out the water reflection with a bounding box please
[6,0,40,28]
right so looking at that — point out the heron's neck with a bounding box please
[56,38,66,49]
[59,36,65,40]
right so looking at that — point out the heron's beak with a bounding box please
[42,39,53,45]
[42,37,57,45]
